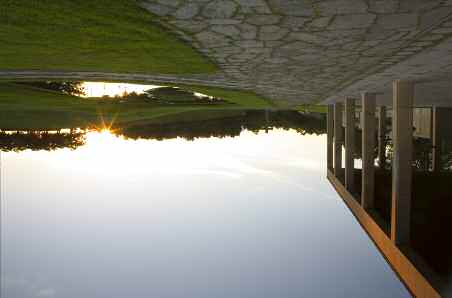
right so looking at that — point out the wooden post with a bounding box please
[327,105,334,171]
[345,98,355,192]
[378,106,387,168]
[432,107,441,172]
[334,103,344,178]
[391,80,414,246]
[361,93,376,209]
[265,109,270,133]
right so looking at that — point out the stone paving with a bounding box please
[140,0,452,105]
[323,33,452,106]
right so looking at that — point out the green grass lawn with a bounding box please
[0,82,273,130]
[153,83,274,108]
[0,0,216,74]
[0,1,277,129]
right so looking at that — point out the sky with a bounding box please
[0,128,409,298]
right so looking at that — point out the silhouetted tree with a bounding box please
[0,110,327,150]
[0,130,85,152]
[19,81,85,96]
[118,110,326,141]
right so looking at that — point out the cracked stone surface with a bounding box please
[137,0,452,105]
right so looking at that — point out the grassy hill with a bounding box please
[0,0,216,74]
[0,1,278,129]
[0,82,273,129]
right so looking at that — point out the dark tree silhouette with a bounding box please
[0,130,86,151]
[19,81,85,96]
[119,110,326,141]
[0,110,326,151]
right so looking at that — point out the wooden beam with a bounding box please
[345,98,355,192]
[432,107,442,172]
[327,170,441,298]
[391,80,414,246]
[378,106,387,168]
[334,103,344,178]
[327,105,334,171]
[361,93,376,209]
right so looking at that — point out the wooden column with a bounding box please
[378,106,387,168]
[391,80,414,246]
[432,107,442,172]
[327,105,334,171]
[265,109,270,133]
[334,103,344,178]
[361,93,376,209]
[345,98,355,192]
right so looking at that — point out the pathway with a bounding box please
[140,0,452,105]
[3,1,452,105]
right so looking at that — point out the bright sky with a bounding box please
[2,128,326,179]
[0,128,409,298]
[80,82,210,99]
[81,82,160,97]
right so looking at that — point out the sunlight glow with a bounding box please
[4,129,326,184]
[81,82,160,98]
[79,82,215,100]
